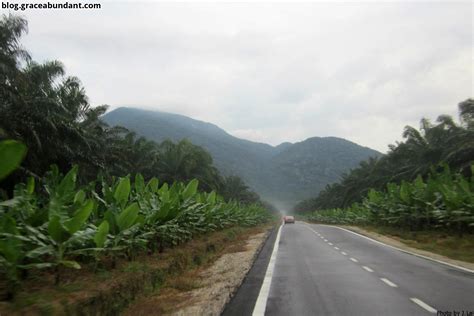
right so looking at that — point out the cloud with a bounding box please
[15,1,473,152]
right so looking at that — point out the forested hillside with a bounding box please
[103,108,274,200]
[266,136,382,204]
[104,108,381,208]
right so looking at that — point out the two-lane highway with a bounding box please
[223,222,474,316]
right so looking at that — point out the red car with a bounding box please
[283,215,295,224]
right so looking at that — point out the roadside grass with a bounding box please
[358,225,474,263]
[122,223,274,315]
[0,223,274,315]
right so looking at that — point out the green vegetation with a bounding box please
[0,142,270,299]
[0,14,273,303]
[307,164,474,233]
[0,224,266,315]
[302,103,474,240]
[296,99,474,213]
[0,14,263,204]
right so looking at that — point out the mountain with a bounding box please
[103,107,382,209]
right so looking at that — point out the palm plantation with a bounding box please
[0,14,258,202]
[0,14,273,304]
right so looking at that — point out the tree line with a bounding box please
[306,164,474,234]
[295,99,474,213]
[0,14,262,206]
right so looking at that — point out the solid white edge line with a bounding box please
[306,223,474,274]
[252,224,283,316]
[350,257,358,262]
[380,278,398,287]
[362,266,374,272]
[410,298,437,313]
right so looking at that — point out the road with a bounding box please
[223,222,474,316]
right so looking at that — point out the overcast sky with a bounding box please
[15,1,473,152]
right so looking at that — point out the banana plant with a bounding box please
[0,140,27,181]
[0,156,272,295]
[43,199,95,284]
[20,167,96,283]
[0,215,25,299]
[102,177,148,262]
[310,164,474,233]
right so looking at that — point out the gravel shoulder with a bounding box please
[171,230,270,316]
[124,224,273,315]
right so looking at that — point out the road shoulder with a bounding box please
[222,223,279,316]
[337,225,474,272]
[123,223,275,316]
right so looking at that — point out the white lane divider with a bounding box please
[341,251,347,256]
[252,224,283,316]
[350,257,358,263]
[362,266,374,272]
[380,278,398,287]
[410,298,437,314]
[302,226,343,256]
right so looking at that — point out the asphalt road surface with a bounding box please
[224,222,474,316]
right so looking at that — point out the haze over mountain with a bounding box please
[103,107,381,209]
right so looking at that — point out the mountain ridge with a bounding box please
[103,107,382,209]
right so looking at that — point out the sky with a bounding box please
[11,0,473,152]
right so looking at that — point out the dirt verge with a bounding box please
[123,224,273,315]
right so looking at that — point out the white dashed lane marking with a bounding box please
[380,278,397,288]
[410,298,437,314]
[304,223,444,315]
[328,242,333,246]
